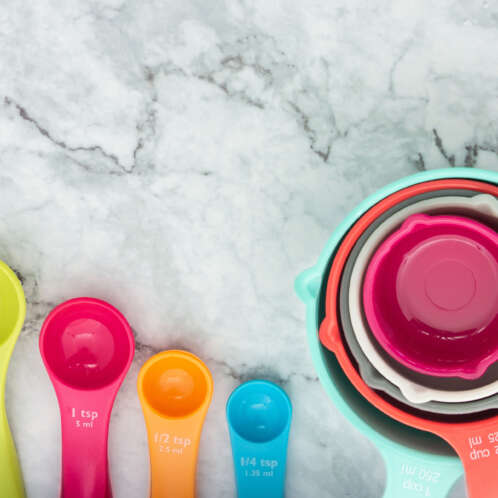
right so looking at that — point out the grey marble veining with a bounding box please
[1,1,497,496]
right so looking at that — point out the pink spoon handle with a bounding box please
[56,387,115,498]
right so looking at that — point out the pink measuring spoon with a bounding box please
[39,298,135,498]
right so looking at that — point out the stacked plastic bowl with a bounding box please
[296,168,498,498]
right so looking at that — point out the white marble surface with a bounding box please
[1,1,498,497]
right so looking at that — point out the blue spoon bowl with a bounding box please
[227,380,292,498]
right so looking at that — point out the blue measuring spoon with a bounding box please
[226,380,292,498]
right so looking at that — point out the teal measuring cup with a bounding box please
[227,380,292,498]
[296,167,498,497]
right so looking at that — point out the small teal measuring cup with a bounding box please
[296,168,498,497]
[227,380,292,498]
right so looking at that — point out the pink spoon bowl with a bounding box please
[39,297,135,498]
[363,214,498,379]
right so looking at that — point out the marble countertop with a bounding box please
[1,1,498,497]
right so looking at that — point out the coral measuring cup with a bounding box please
[0,261,26,498]
[138,350,213,498]
[39,297,135,498]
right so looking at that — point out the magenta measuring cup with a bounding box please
[363,214,498,379]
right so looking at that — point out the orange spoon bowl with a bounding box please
[141,353,210,419]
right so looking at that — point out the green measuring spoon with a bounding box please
[0,260,26,498]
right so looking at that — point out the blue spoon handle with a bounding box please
[380,448,462,498]
[229,431,289,498]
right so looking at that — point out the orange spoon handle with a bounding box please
[445,422,498,498]
[143,408,205,498]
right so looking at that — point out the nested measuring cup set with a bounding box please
[0,277,292,498]
[296,167,498,498]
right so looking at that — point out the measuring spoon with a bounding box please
[138,350,213,498]
[39,297,135,498]
[226,380,292,498]
[0,261,26,498]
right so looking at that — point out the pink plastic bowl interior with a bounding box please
[363,214,498,379]
[41,298,134,389]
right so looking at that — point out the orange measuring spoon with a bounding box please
[138,350,213,498]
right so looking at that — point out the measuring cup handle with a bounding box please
[295,268,321,301]
[445,424,498,498]
[380,447,462,498]
[0,403,25,498]
[58,391,113,498]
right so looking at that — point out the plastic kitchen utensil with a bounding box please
[0,261,26,498]
[227,380,292,498]
[364,214,498,379]
[343,193,498,407]
[138,350,213,498]
[315,172,498,498]
[39,297,135,498]
[319,177,498,354]
[343,193,498,411]
[297,167,498,497]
